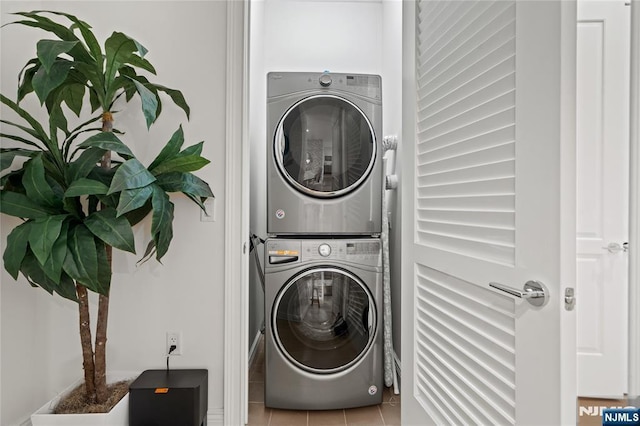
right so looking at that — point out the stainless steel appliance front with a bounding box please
[264,238,383,410]
[267,72,382,236]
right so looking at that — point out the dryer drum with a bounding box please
[271,267,377,374]
[274,95,376,198]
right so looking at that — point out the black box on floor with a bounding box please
[129,369,208,426]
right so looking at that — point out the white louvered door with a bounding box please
[401,1,577,425]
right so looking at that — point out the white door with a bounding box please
[401,1,577,425]
[576,0,630,398]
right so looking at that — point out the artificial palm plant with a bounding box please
[0,10,213,407]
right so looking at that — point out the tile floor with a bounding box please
[577,397,631,426]
[249,334,637,425]
[248,336,400,426]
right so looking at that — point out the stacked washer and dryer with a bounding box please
[264,72,384,410]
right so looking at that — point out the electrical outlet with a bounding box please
[166,331,182,356]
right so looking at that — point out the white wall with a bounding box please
[382,0,403,361]
[0,2,227,424]
[248,0,403,363]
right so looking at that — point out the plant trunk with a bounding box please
[94,293,110,403]
[76,284,97,403]
[93,111,114,404]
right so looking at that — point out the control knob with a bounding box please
[319,74,332,87]
[318,243,331,257]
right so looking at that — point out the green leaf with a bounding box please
[185,193,207,212]
[65,178,109,197]
[67,147,106,182]
[105,32,155,86]
[148,126,185,171]
[89,86,101,112]
[54,272,79,302]
[116,185,154,217]
[86,166,116,187]
[59,82,85,117]
[41,220,69,283]
[1,149,36,172]
[77,132,134,158]
[36,40,78,73]
[129,78,158,129]
[133,39,148,58]
[125,55,157,76]
[19,248,77,302]
[151,155,210,175]
[84,208,136,253]
[48,102,69,135]
[32,59,74,105]
[95,240,111,295]
[154,85,190,120]
[124,201,152,227]
[3,221,33,279]
[9,12,93,63]
[155,172,214,198]
[17,59,40,101]
[151,185,174,261]
[20,250,54,295]
[0,94,50,146]
[23,155,59,209]
[107,158,156,195]
[0,191,50,219]
[38,10,102,63]
[0,119,46,148]
[62,224,99,292]
[0,132,42,152]
[28,214,68,267]
[137,239,156,266]
[178,142,203,158]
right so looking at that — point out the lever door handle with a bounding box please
[489,280,549,307]
[602,242,629,253]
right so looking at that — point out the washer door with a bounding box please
[274,95,376,198]
[272,267,377,374]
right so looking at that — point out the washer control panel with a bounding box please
[266,239,381,267]
[303,239,381,266]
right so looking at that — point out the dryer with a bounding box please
[264,238,383,410]
[267,72,382,236]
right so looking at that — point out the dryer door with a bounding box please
[272,267,377,374]
[274,95,376,198]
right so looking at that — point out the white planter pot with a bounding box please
[31,372,138,426]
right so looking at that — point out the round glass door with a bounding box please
[274,95,376,198]
[272,268,377,374]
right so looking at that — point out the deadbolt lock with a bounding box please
[565,287,575,311]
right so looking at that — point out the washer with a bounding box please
[264,238,383,410]
[267,72,382,236]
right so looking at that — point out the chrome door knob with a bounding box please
[602,242,629,253]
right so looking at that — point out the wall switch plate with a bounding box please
[200,198,216,222]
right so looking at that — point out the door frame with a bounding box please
[224,0,250,425]
[629,0,640,402]
[224,2,640,424]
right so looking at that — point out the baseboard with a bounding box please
[207,408,224,425]
[248,329,262,367]
[15,408,224,426]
